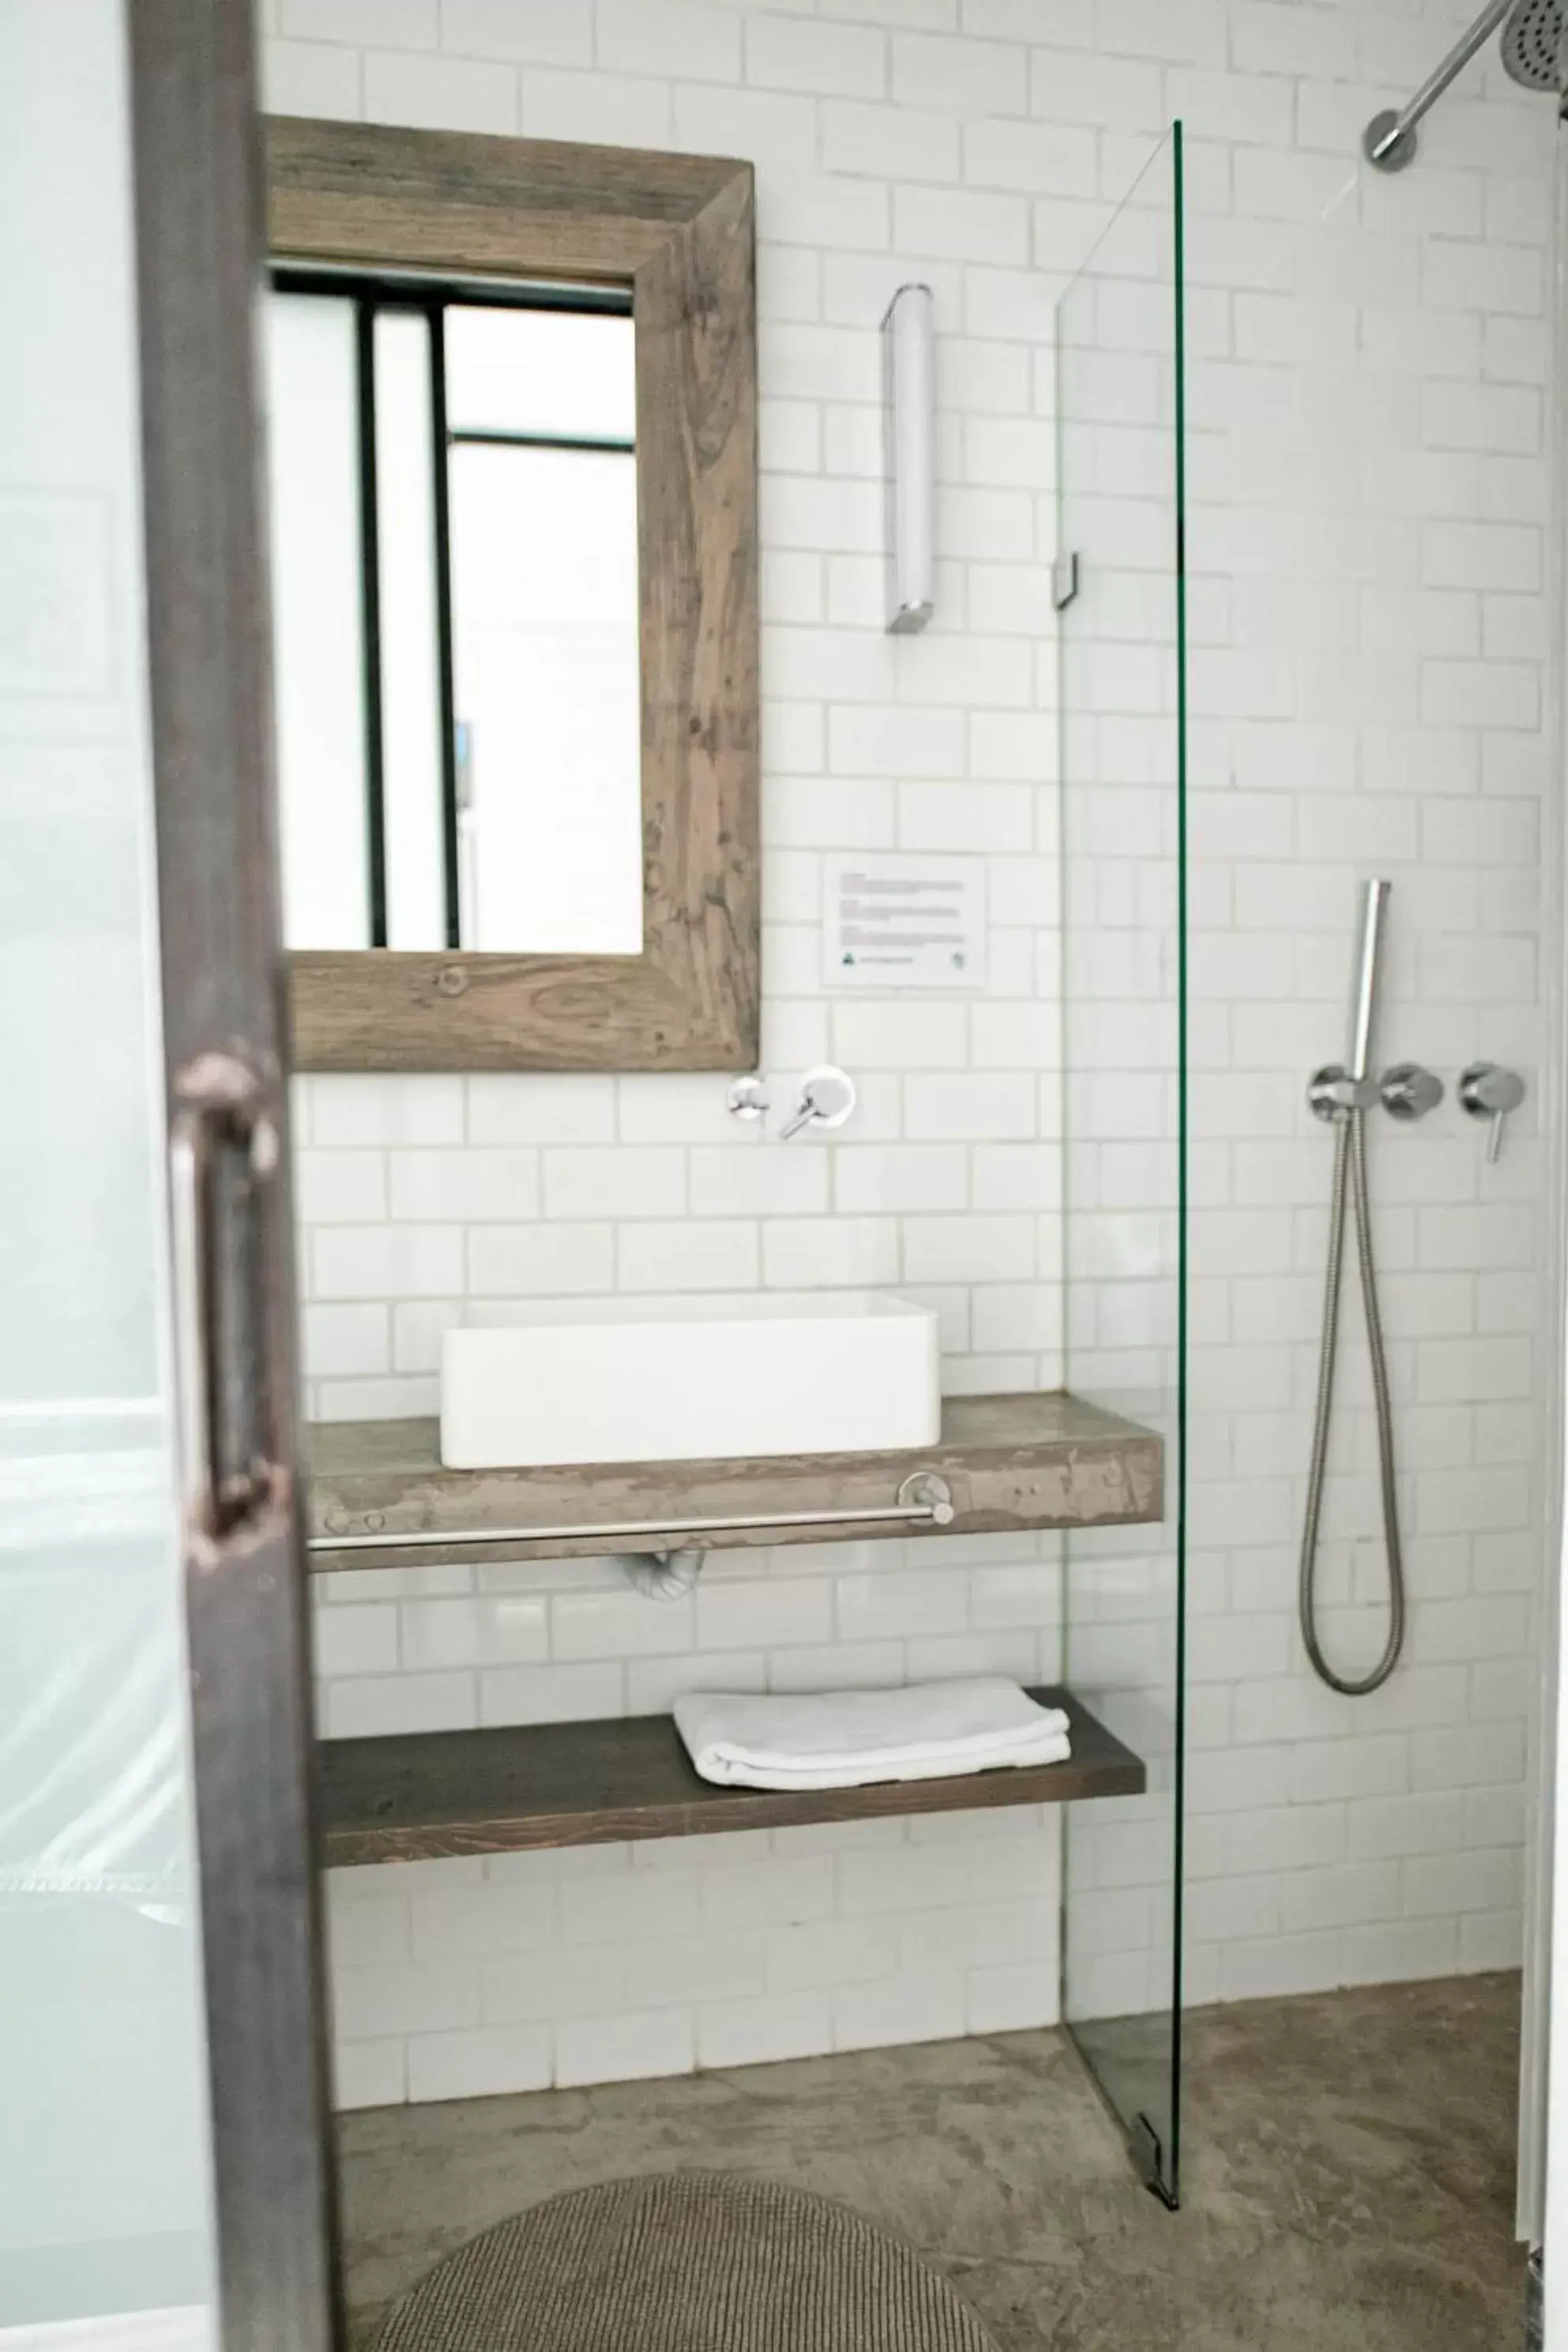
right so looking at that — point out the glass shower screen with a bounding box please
[1055,124,1188,2207]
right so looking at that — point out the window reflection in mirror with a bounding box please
[263,280,641,956]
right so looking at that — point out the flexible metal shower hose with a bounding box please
[1298,1105,1407,1695]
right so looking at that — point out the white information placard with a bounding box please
[822,853,987,990]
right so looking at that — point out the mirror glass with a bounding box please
[264,280,642,956]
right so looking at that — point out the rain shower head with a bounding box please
[1500,0,1568,92]
[1365,0,1566,171]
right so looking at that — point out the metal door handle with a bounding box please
[168,1055,286,1556]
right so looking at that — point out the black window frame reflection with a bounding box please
[269,269,635,950]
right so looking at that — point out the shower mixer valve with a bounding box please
[1307,1063,1444,1123]
[1378,1063,1444,1121]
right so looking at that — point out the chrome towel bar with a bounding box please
[309,1470,956,1556]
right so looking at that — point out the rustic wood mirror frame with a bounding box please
[266,118,759,1073]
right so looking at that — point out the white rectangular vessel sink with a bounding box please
[440,1293,942,1470]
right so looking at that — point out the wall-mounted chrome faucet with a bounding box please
[779,1065,857,1141]
[725,1066,859,1142]
[1459,1061,1526,1161]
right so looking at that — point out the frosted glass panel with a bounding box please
[265,292,371,950]
[449,441,642,954]
[375,308,449,952]
[0,0,217,2334]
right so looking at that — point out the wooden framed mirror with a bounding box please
[265,119,759,1073]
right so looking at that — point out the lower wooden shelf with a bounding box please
[318,1687,1145,1868]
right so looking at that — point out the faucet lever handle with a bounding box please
[780,1064,858,1142]
[1459,1063,1525,1163]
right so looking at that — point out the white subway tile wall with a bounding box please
[268,0,1551,2102]
[1171,9,1550,2011]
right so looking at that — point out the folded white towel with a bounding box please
[673,1677,1071,1793]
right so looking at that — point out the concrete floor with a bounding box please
[338,1972,1523,2350]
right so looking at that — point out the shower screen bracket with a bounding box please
[1051,549,1081,612]
[1131,2112,1178,2211]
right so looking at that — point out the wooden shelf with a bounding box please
[306,1391,1163,1571]
[318,1688,1145,1868]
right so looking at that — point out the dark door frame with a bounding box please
[127,4,340,2346]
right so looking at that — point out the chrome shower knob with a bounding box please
[1378,1063,1444,1121]
[1459,1063,1525,1163]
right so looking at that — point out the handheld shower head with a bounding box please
[1346,879,1390,1085]
[1365,0,1566,171]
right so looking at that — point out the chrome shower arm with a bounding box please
[1364,0,1511,167]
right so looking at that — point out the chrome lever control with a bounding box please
[779,1064,858,1142]
[1459,1062,1525,1163]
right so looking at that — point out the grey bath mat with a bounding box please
[372,2168,1002,2352]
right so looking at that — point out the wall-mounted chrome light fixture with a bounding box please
[882,282,934,634]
